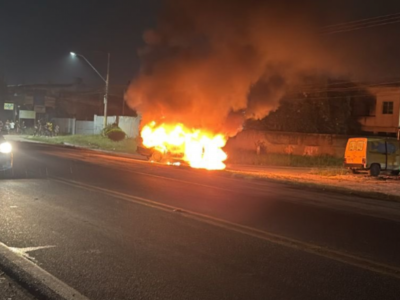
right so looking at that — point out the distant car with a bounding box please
[0,135,13,175]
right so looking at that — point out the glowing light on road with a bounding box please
[0,142,12,154]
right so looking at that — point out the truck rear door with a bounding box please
[345,138,366,166]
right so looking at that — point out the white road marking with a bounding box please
[9,245,56,261]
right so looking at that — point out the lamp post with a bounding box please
[70,52,110,128]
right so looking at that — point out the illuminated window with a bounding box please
[382,101,393,114]
[356,142,364,151]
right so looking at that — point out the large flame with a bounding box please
[141,122,227,170]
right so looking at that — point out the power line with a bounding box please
[320,12,400,35]
[285,94,373,102]
[322,19,400,35]
[322,12,400,29]
[291,79,400,95]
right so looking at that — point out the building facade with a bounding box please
[359,87,400,135]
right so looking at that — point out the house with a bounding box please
[358,86,400,135]
[6,79,89,123]
[4,79,135,123]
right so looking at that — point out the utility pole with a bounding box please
[70,51,110,128]
[104,52,110,128]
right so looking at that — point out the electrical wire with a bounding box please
[321,12,400,29]
[287,79,400,96]
[320,12,400,35]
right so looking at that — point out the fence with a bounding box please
[92,115,141,138]
[54,118,76,135]
[52,115,140,138]
[76,121,95,135]
[225,130,350,158]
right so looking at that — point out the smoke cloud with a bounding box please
[126,0,343,136]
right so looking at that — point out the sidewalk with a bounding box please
[5,135,43,143]
[227,164,312,175]
[226,163,400,202]
[5,134,148,161]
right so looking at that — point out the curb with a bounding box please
[0,242,89,300]
[9,136,148,161]
[61,142,148,161]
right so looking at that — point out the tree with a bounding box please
[245,79,372,135]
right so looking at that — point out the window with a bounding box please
[349,142,356,151]
[382,101,393,114]
[356,142,364,151]
[371,142,387,154]
[387,143,397,154]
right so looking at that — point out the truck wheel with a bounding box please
[391,170,400,176]
[369,164,380,177]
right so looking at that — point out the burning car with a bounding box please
[137,141,185,166]
[137,122,227,170]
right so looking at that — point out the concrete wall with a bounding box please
[118,116,141,139]
[226,130,350,157]
[53,115,140,138]
[93,115,140,138]
[93,115,118,135]
[53,118,76,135]
[75,121,94,135]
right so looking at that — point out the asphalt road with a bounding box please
[1,141,400,299]
[0,269,35,300]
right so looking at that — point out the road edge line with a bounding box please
[0,242,90,300]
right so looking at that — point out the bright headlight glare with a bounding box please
[0,142,12,154]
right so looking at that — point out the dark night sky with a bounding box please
[1,0,400,87]
[0,0,160,86]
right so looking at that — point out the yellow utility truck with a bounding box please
[344,137,400,176]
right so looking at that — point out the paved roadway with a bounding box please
[1,141,400,300]
[0,269,35,300]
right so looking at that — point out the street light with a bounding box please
[70,51,110,128]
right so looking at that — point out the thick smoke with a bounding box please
[126,0,342,136]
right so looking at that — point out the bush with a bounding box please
[106,128,126,141]
[101,124,116,137]
[101,123,126,142]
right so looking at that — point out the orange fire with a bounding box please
[141,122,228,170]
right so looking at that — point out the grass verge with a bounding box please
[309,168,350,176]
[226,150,343,167]
[26,135,137,154]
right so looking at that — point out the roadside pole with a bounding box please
[103,52,110,128]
